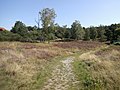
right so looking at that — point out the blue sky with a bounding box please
[0,0,120,30]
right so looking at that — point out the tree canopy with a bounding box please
[0,8,120,44]
[71,20,85,40]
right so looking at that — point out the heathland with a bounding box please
[0,41,120,90]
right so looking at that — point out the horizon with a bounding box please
[0,0,120,30]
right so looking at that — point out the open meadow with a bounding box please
[0,41,120,90]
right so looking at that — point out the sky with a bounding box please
[0,0,120,30]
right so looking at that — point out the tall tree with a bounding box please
[97,25,106,42]
[115,28,120,41]
[84,28,90,41]
[40,8,56,35]
[55,25,67,39]
[11,21,28,37]
[109,24,117,43]
[71,20,85,40]
[64,28,71,39]
[105,26,112,41]
[89,26,98,40]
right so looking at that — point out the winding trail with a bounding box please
[42,46,109,90]
[42,57,78,90]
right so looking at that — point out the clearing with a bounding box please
[0,41,120,90]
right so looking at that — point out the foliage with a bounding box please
[40,8,56,36]
[71,20,85,40]
[11,21,42,42]
[89,26,98,40]
[115,28,120,41]
[11,21,28,37]
[0,30,21,41]
[55,25,69,39]
[97,25,106,42]
[84,28,90,41]
[105,26,113,41]
[0,8,120,43]
[113,41,120,45]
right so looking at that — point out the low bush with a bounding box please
[0,31,21,41]
[113,41,120,45]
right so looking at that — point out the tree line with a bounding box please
[0,8,120,44]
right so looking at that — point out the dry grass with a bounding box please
[0,41,104,90]
[53,41,102,50]
[0,42,67,90]
[74,45,120,90]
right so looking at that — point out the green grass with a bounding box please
[73,60,102,90]
[72,45,120,90]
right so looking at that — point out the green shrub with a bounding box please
[113,41,120,45]
[0,31,21,41]
[73,61,102,90]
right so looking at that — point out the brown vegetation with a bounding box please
[75,45,120,90]
[0,41,101,90]
[54,41,102,50]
